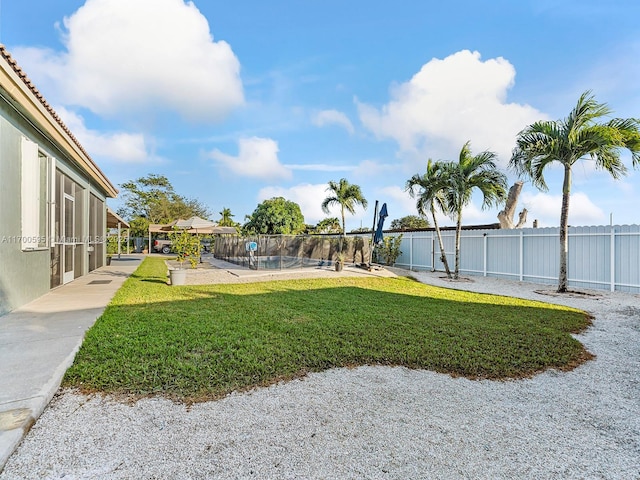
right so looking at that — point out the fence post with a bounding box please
[431,235,435,272]
[409,233,413,271]
[610,226,615,292]
[483,233,487,277]
[519,230,524,282]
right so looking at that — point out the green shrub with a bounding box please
[168,228,200,268]
[376,234,403,265]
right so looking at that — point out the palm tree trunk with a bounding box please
[558,165,571,293]
[454,209,462,280]
[341,207,346,238]
[431,204,452,278]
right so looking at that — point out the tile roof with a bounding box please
[0,44,117,196]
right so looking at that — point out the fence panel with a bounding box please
[396,234,433,270]
[391,225,640,293]
[615,225,640,293]
[567,226,609,290]
[486,230,521,280]
[522,230,558,285]
[459,234,485,275]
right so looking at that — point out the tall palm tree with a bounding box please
[406,159,453,277]
[218,207,235,227]
[510,91,640,292]
[443,142,507,279]
[321,178,368,238]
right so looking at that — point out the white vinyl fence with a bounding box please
[392,224,640,293]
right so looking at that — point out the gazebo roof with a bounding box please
[149,220,236,234]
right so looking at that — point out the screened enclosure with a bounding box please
[214,235,372,270]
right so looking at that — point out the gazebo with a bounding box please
[148,216,237,253]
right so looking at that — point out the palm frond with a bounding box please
[566,90,612,133]
[321,196,338,214]
[590,147,628,179]
[608,117,640,167]
[404,160,453,217]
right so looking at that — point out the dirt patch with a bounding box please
[615,306,640,318]
[534,289,603,299]
[439,276,475,283]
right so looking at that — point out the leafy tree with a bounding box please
[321,178,368,237]
[127,217,151,242]
[168,228,201,269]
[406,160,453,277]
[510,91,640,292]
[117,174,210,237]
[389,215,430,231]
[443,142,507,279]
[243,197,305,235]
[314,217,341,234]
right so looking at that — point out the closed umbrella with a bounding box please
[373,203,388,245]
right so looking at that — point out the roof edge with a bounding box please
[107,207,130,229]
[0,45,118,198]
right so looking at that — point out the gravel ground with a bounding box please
[2,271,639,479]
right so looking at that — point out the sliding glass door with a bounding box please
[62,193,75,284]
[51,171,85,286]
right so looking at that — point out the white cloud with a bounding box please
[357,50,547,166]
[457,201,497,225]
[352,159,397,178]
[56,106,150,162]
[379,185,416,216]
[521,191,606,227]
[210,137,292,180]
[311,109,355,134]
[285,159,396,175]
[258,183,329,225]
[377,185,435,228]
[13,0,243,122]
[285,164,354,172]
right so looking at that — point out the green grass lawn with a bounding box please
[63,257,593,402]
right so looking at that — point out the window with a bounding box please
[21,137,49,250]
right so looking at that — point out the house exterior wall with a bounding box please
[0,82,110,316]
[0,112,50,314]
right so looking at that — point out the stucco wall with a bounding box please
[0,112,50,315]
[0,98,109,315]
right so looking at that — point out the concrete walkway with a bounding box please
[0,255,143,471]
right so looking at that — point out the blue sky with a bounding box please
[3,0,639,230]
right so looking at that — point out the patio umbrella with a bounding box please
[373,203,388,245]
